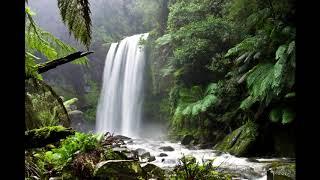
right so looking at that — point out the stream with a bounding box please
[123,138,294,180]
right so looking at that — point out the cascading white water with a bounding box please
[96,33,149,137]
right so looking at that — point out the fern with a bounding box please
[240,95,257,110]
[25,15,88,64]
[155,34,172,47]
[172,83,219,127]
[282,108,295,124]
[57,0,92,48]
[25,6,88,79]
[269,106,295,124]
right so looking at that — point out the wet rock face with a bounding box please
[159,146,175,151]
[181,134,194,145]
[93,160,143,179]
[214,121,258,156]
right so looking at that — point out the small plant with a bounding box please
[34,132,100,173]
[172,155,231,180]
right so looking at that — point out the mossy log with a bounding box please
[25,126,75,149]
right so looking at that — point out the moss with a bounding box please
[25,126,75,148]
[269,162,296,179]
[215,121,258,156]
[93,160,143,179]
[104,148,127,160]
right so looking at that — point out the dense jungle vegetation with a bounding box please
[25,0,296,179]
[146,0,295,157]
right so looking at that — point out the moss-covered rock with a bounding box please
[104,148,128,160]
[142,163,165,179]
[267,162,296,180]
[93,160,143,179]
[214,121,258,156]
[25,126,75,149]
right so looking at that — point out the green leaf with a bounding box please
[240,96,257,110]
[285,92,295,98]
[287,41,295,55]
[282,108,295,124]
[57,0,92,48]
[269,107,282,122]
[276,45,287,60]
[155,34,172,47]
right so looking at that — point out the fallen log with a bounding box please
[36,51,93,74]
[25,126,75,149]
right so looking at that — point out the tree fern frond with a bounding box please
[240,95,257,110]
[57,0,92,48]
[25,10,88,65]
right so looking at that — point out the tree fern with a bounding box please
[240,41,295,109]
[57,0,92,48]
[26,11,88,64]
[269,106,295,124]
[172,83,219,127]
[25,6,88,79]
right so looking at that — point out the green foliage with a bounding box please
[83,80,100,123]
[34,132,99,172]
[242,41,295,107]
[25,6,88,79]
[269,106,295,124]
[162,0,295,142]
[63,98,78,109]
[57,0,92,48]
[25,78,70,130]
[171,155,231,179]
[172,83,218,128]
[155,34,172,47]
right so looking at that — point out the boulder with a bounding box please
[159,146,174,151]
[140,152,156,162]
[113,135,132,141]
[93,160,143,179]
[214,121,258,156]
[267,162,295,180]
[135,148,147,156]
[142,163,165,179]
[148,156,156,162]
[68,110,88,132]
[159,153,168,157]
[181,134,194,145]
[141,152,151,160]
[112,147,131,153]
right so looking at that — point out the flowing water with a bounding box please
[96,33,294,179]
[124,138,294,180]
[96,33,149,137]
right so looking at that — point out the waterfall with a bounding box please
[96,33,149,137]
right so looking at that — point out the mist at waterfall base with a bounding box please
[95,33,165,138]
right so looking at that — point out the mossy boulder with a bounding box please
[214,121,258,156]
[104,148,128,160]
[142,163,165,179]
[181,134,194,145]
[267,162,296,180]
[93,160,143,179]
